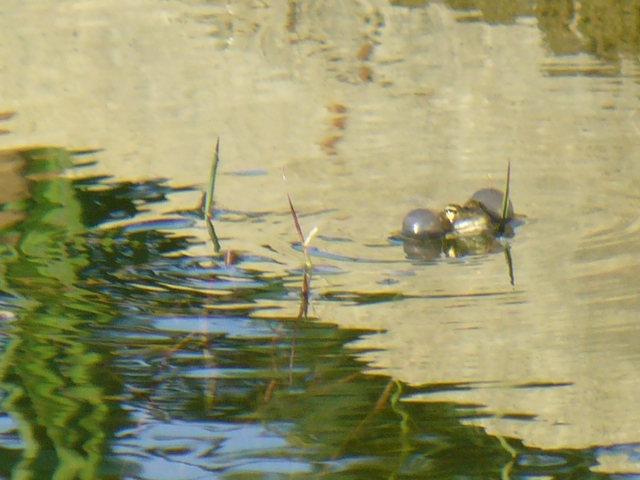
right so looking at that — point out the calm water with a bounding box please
[1,0,640,478]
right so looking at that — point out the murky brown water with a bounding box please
[1,0,640,473]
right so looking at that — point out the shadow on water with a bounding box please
[0,147,622,479]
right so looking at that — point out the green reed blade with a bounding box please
[206,138,220,219]
[205,139,221,253]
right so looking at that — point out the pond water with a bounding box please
[1,0,640,478]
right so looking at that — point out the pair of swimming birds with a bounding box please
[402,187,514,240]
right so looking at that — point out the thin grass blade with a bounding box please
[205,138,220,219]
[205,139,221,253]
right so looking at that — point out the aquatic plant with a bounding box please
[205,139,221,253]
[283,170,317,319]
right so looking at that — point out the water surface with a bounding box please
[1,0,640,477]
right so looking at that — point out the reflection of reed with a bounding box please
[332,378,397,460]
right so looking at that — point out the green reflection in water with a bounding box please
[0,148,114,479]
[575,0,640,60]
[391,0,640,64]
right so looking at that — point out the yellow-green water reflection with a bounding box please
[0,149,112,479]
